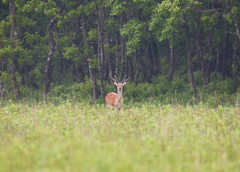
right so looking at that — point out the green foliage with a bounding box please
[23,0,45,13]
[54,77,93,100]
[124,82,152,102]
[63,45,81,60]
[201,12,220,29]
[121,20,146,55]
[108,0,126,16]
[88,29,98,42]
[215,77,234,95]
[150,0,201,42]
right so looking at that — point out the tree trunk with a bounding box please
[152,40,161,75]
[141,53,149,83]
[127,55,133,83]
[206,26,214,84]
[233,38,238,92]
[10,59,20,100]
[120,39,125,80]
[74,62,84,83]
[103,54,109,81]
[168,43,174,83]
[115,29,119,78]
[125,59,129,78]
[94,0,105,100]
[9,1,20,101]
[44,2,65,95]
[20,65,25,85]
[222,23,229,80]
[196,12,207,86]
[120,13,125,80]
[229,0,240,41]
[134,51,140,87]
[44,17,56,95]
[212,46,219,93]
[126,39,133,83]
[103,9,113,81]
[185,25,197,95]
[147,41,155,77]
[0,78,4,100]
[55,23,67,75]
[125,0,134,82]
[81,12,98,100]
[108,56,112,80]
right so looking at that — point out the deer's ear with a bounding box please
[113,82,118,86]
[122,82,127,86]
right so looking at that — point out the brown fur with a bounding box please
[105,92,124,110]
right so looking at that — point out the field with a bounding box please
[0,101,240,172]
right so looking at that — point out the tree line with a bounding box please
[0,0,239,101]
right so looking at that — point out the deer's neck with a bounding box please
[116,91,122,103]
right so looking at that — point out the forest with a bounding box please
[0,0,240,105]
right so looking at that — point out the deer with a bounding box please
[105,75,130,110]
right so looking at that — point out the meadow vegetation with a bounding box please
[0,99,240,171]
[1,67,240,172]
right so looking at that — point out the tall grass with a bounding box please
[0,100,239,171]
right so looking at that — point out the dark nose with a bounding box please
[119,88,121,91]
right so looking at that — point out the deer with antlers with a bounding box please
[105,75,130,110]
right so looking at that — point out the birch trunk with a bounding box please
[44,2,65,95]
[9,1,20,101]
[115,29,119,78]
[196,12,207,86]
[212,46,219,93]
[94,0,105,100]
[206,26,214,84]
[169,44,174,83]
[185,25,197,95]
[233,38,238,92]
[222,23,229,80]
[134,51,140,87]
[120,13,125,80]
[81,12,98,100]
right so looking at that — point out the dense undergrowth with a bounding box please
[0,101,239,171]
[2,71,239,108]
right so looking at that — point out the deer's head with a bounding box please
[111,75,130,94]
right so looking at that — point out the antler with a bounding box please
[121,75,130,83]
[111,75,118,83]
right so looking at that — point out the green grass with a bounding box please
[0,101,240,172]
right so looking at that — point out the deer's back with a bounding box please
[105,92,124,106]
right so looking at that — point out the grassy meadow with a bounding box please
[0,100,240,172]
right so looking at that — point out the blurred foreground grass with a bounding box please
[0,101,240,172]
